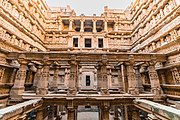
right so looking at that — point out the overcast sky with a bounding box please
[46,0,134,16]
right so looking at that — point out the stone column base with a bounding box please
[10,87,25,101]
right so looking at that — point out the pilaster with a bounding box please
[33,65,43,91]
[93,19,97,33]
[69,19,73,31]
[52,63,60,91]
[100,55,109,95]
[134,66,144,93]
[80,19,84,32]
[104,19,108,32]
[68,55,78,95]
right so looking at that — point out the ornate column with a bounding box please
[67,101,77,120]
[9,68,17,83]
[78,67,82,90]
[121,64,128,93]
[64,68,70,89]
[132,107,141,120]
[126,59,137,95]
[68,55,78,95]
[93,19,97,33]
[33,65,43,91]
[69,19,73,31]
[48,106,55,120]
[124,105,129,120]
[58,17,62,31]
[104,19,108,32]
[96,64,102,90]
[147,61,162,95]
[10,54,28,100]
[36,108,44,120]
[118,68,123,91]
[134,66,144,93]
[114,21,118,32]
[80,19,84,32]
[37,56,50,95]
[100,101,110,120]
[100,55,109,95]
[52,63,60,91]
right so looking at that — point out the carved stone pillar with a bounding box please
[160,9,164,18]
[80,19,84,32]
[52,65,60,91]
[37,56,50,95]
[114,22,118,32]
[93,19,97,33]
[10,55,28,100]
[148,62,162,95]
[69,19,73,31]
[68,55,78,95]
[33,65,43,91]
[96,65,102,90]
[9,68,17,83]
[118,68,123,91]
[124,105,129,120]
[67,101,77,120]
[121,64,128,93]
[104,19,108,32]
[64,68,70,89]
[100,101,110,120]
[58,18,62,31]
[132,107,140,120]
[48,106,55,120]
[134,66,144,93]
[36,108,44,120]
[100,55,109,95]
[126,61,136,95]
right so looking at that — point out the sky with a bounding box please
[46,0,134,16]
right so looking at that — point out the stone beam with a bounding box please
[0,99,43,120]
[134,99,180,120]
[7,52,167,63]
